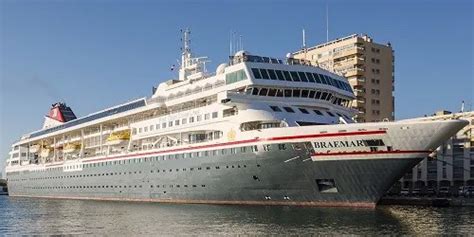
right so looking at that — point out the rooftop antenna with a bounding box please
[326,3,329,42]
[302,28,307,58]
[229,31,233,56]
[239,34,243,51]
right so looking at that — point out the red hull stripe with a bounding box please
[312,150,431,157]
[77,130,386,163]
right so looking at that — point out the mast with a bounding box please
[179,28,192,81]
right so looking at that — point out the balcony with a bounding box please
[333,46,365,60]
[344,67,365,77]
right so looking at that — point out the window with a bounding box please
[226,69,248,84]
[292,89,301,97]
[284,89,292,97]
[189,117,195,123]
[197,115,202,122]
[313,73,322,83]
[275,70,285,80]
[175,120,180,126]
[301,90,309,98]
[290,71,300,81]
[270,106,282,112]
[278,144,287,150]
[205,113,210,120]
[267,69,277,80]
[306,72,315,82]
[298,108,309,114]
[144,127,148,132]
[267,88,277,96]
[283,71,292,81]
[182,118,187,124]
[259,88,268,96]
[168,121,173,127]
[283,107,295,113]
[309,90,315,98]
[252,68,262,79]
[162,122,167,128]
[212,112,218,118]
[260,69,269,79]
[326,111,335,117]
[150,125,154,131]
[156,124,160,130]
[298,71,308,82]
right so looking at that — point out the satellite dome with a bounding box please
[234,50,250,57]
[286,53,293,58]
[216,63,228,75]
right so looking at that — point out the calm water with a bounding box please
[1,196,473,236]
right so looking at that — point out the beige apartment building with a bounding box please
[293,34,394,122]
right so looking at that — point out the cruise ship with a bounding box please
[5,30,468,208]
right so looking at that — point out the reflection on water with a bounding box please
[1,196,473,235]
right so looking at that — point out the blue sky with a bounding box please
[0,0,473,172]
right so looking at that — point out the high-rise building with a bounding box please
[293,34,395,122]
[398,111,474,194]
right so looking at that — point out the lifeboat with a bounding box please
[29,144,40,153]
[63,143,81,154]
[106,129,131,145]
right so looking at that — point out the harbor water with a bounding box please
[1,196,473,235]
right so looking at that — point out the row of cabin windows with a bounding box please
[28,184,207,190]
[18,143,292,177]
[20,162,262,181]
[251,68,352,92]
[24,162,258,181]
[135,112,219,134]
[245,86,350,107]
[269,105,351,120]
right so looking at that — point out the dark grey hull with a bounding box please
[7,142,422,208]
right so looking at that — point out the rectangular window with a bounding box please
[301,90,309,98]
[313,73,322,83]
[197,115,202,122]
[175,120,180,126]
[156,124,160,130]
[290,71,300,81]
[298,71,308,82]
[298,108,309,114]
[284,89,292,97]
[205,113,210,120]
[168,121,173,127]
[306,72,315,82]
[259,88,268,96]
[189,117,195,123]
[309,90,315,98]
[252,68,262,79]
[283,71,292,82]
[265,88,276,96]
[212,112,218,118]
[270,106,282,112]
[267,69,277,80]
[162,122,167,128]
[182,118,187,124]
[313,110,323,115]
[260,69,270,79]
[326,111,335,117]
[150,125,154,131]
[226,69,248,84]
[275,70,285,80]
[283,107,295,113]
[292,89,301,97]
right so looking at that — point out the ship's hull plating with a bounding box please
[7,142,422,208]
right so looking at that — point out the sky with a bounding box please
[0,0,473,174]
